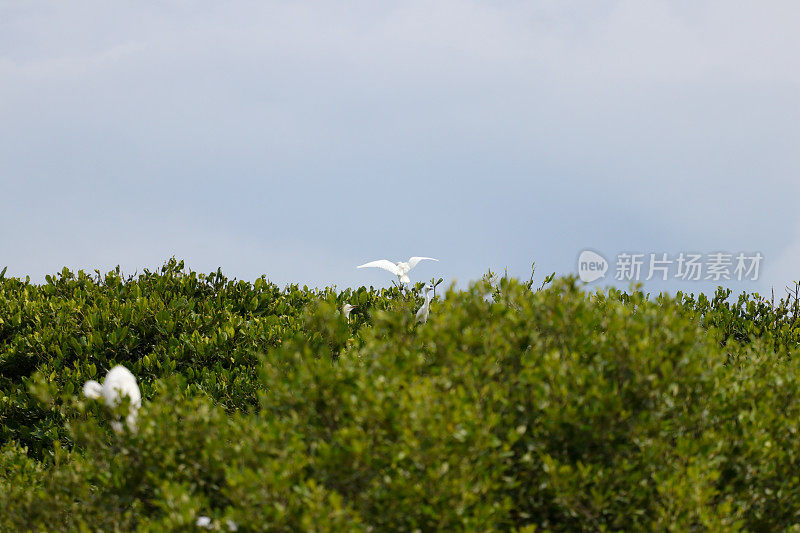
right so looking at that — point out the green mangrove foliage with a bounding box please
[2,259,800,530]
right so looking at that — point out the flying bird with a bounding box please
[83,365,142,433]
[357,257,439,284]
[415,285,434,324]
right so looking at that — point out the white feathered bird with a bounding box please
[83,365,141,433]
[415,285,434,324]
[357,257,438,284]
[342,303,355,320]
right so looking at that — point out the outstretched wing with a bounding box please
[357,259,401,275]
[407,257,439,270]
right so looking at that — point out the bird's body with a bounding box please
[415,285,434,324]
[357,256,438,284]
[83,365,141,433]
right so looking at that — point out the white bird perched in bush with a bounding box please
[342,303,355,320]
[83,365,141,433]
[415,285,434,324]
[357,257,438,285]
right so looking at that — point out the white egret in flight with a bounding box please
[415,285,434,324]
[357,257,439,284]
[83,365,142,433]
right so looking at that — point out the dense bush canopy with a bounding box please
[2,259,800,531]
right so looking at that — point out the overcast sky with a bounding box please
[2,1,799,296]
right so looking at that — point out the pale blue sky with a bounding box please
[2,1,799,296]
